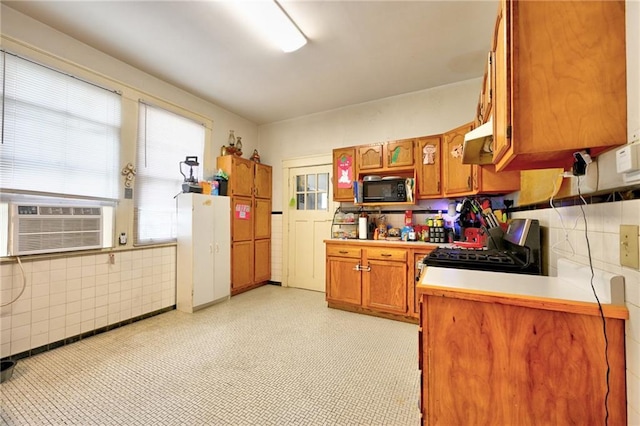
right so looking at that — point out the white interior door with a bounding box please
[287,164,334,292]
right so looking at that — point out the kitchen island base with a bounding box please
[419,289,627,425]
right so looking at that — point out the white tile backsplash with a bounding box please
[513,198,640,421]
[271,215,283,282]
[0,246,176,358]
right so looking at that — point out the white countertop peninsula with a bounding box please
[417,258,629,424]
[418,257,628,319]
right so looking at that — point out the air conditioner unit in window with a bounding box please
[9,204,103,255]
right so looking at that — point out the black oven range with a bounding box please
[423,218,541,275]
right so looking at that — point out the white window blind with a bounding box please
[135,102,204,244]
[0,51,121,200]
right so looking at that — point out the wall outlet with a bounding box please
[620,225,639,269]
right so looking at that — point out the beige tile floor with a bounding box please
[0,285,420,425]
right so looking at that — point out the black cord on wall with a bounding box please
[577,178,611,425]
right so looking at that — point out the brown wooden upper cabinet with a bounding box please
[443,122,520,197]
[218,155,254,197]
[492,0,627,171]
[357,139,414,173]
[415,135,442,198]
[443,123,475,196]
[332,147,357,202]
[254,163,272,199]
[475,51,493,128]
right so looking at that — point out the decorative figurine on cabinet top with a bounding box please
[224,130,243,156]
[227,130,236,147]
[251,149,261,163]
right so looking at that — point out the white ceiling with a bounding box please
[3,0,499,125]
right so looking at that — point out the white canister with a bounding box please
[359,217,368,240]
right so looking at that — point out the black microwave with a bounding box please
[363,178,407,203]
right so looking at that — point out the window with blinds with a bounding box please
[0,51,121,200]
[134,102,204,245]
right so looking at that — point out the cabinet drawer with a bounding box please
[327,245,361,258]
[366,247,407,262]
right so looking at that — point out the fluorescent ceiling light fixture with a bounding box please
[230,0,307,53]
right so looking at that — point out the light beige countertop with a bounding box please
[325,238,450,250]
[418,257,628,319]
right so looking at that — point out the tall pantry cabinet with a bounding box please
[216,156,272,295]
[176,193,231,313]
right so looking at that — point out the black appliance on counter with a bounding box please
[423,218,541,275]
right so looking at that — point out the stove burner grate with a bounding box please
[430,249,517,265]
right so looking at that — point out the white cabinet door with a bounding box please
[212,196,230,301]
[176,194,230,312]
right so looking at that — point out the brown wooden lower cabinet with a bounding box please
[419,291,627,425]
[326,246,362,306]
[325,240,437,322]
[231,241,253,292]
[231,239,271,294]
[363,248,407,314]
[254,239,271,284]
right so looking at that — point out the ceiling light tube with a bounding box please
[232,0,307,53]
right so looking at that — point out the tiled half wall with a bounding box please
[0,246,176,359]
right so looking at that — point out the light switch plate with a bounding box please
[620,225,639,269]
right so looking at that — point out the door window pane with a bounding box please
[318,174,328,192]
[318,192,328,210]
[307,174,316,191]
[296,176,305,192]
[294,172,329,211]
[307,193,316,210]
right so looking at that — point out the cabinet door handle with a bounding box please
[467,176,471,189]
[353,263,361,271]
[361,264,371,272]
[437,181,440,193]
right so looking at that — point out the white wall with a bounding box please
[0,5,260,181]
[258,78,481,211]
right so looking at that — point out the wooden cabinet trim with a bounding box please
[326,245,362,258]
[365,247,407,262]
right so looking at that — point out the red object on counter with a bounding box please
[464,227,487,245]
[453,241,485,249]
[404,210,413,225]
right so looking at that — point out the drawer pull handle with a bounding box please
[381,253,392,257]
[339,250,349,254]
